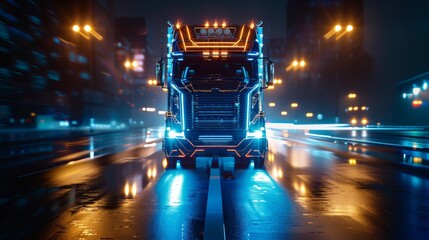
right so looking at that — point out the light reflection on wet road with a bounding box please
[1,128,429,239]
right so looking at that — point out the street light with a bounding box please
[324,24,354,40]
[291,102,298,123]
[72,24,103,131]
[348,93,357,99]
[286,59,306,71]
[324,24,354,123]
[72,24,103,40]
[84,24,91,32]
[72,25,80,32]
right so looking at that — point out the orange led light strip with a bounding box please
[177,25,252,52]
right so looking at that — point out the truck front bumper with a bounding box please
[163,137,268,159]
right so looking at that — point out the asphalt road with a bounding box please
[1,127,429,239]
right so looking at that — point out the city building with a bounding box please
[0,0,131,128]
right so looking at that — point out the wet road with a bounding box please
[1,127,429,239]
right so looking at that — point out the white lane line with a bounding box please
[204,167,226,240]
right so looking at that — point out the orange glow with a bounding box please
[348,158,357,165]
[162,158,168,168]
[348,93,357,98]
[361,118,368,125]
[281,111,288,116]
[412,99,423,107]
[306,112,313,118]
[222,22,226,28]
[250,23,255,29]
[124,183,130,196]
[291,102,298,108]
[83,24,91,32]
[335,24,342,32]
[292,60,299,67]
[351,118,357,125]
[214,22,218,28]
[348,106,353,111]
[205,22,209,28]
[176,22,181,29]
[131,183,137,196]
[177,25,252,52]
[72,25,80,32]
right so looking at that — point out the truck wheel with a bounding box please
[253,157,265,169]
[235,157,250,169]
[180,157,196,169]
[166,157,177,169]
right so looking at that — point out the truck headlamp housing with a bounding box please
[167,130,184,138]
[246,130,264,139]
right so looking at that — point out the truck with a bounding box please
[156,21,274,169]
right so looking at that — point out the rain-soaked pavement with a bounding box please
[1,127,429,239]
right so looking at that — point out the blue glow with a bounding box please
[247,52,259,56]
[423,82,428,90]
[246,86,259,130]
[413,87,421,95]
[402,93,407,99]
[90,136,94,159]
[78,55,88,63]
[80,72,90,80]
[171,52,183,56]
[247,130,263,138]
[167,130,184,138]
[168,174,184,206]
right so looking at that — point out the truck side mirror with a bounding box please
[262,60,274,88]
[156,59,165,87]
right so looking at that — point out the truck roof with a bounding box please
[172,24,258,53]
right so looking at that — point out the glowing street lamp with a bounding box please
[72,25,80,32]
[348,93,357,99]
[84,24,91,32]
[72,24,103,40]
[286,59,306,71]
[291,102,298,108]
[335,24,342,32]
[324,24,354,40]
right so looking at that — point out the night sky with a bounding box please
[114,0,429,121]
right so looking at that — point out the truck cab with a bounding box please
[156,21,274,169]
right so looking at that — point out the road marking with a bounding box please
[204,165,226,240]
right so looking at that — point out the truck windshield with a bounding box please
[176,61,254,81]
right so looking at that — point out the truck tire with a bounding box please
[180,157,196,169]
[166,157,177,169]
[235,157,250,169]
[253,157,265,169]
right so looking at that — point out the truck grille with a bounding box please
[188,93,245,130]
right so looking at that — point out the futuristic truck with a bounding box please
[156,21,274,169]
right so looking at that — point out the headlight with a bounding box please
[167,130,184,138]
[246,130,264,139]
